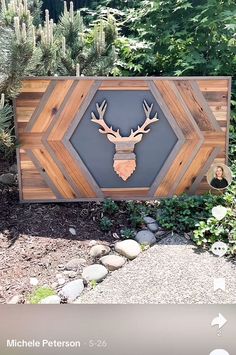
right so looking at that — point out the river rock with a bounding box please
[147,222,160,232]
[60,279,84,302]
[65,258,85,271]
[69,227,76,236]
[82,264,108,282]
[40,295,61,304]
[89,245,111,258]
[135,230,156,245]
[143,216,156,224]
[0,173,15,185]
[100,255,126,271]
[115,240,141,260]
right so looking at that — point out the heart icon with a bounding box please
[212,205,227,220]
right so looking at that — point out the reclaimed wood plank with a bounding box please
[175,80,221,131]
[28,80,74,133]
[21,80,50,92]
[32,148,77,199]
[48,80,95,141]
[49,141,97,197]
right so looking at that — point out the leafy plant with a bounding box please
[0,93,15,159]
[140,243,149,251]
[100,216,113,231]
[120,228,136,239]
[126,201,153,228]
[102,198,119,215]
[28,286,56,304]
[89,279,97,288]
[157,194,225,233]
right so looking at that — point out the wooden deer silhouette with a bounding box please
[91,100,159,181]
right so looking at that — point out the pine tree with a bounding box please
[58,2,117,76]
[0,93,14,158]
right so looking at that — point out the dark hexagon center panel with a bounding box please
[70,90,178,188]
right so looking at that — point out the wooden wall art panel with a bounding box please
[14,77,231,202]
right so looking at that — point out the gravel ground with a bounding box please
[78,234,236,304]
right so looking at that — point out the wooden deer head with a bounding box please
[91,100,159,181]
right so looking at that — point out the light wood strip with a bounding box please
[99,80,149,89]
[16,107,37,122]
[197,80,228,91]
[102,188,149,197]
[23,187,56,200]
[48,80,95,141]
[30,80,74,133]
[99,87,149,91]
[21,80,50,92]
[20,159,35,170]
[32,148,77,199]
[203,131,226,146]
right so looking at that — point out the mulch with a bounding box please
[0,159,130,303]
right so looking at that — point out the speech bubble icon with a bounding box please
[209,350,230,355]
[211,241,228,257]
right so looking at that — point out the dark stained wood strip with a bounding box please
[188,147,222,194]
[175,146,217,194]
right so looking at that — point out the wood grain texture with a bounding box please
[15,77,231,202]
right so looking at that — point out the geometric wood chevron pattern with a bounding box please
[14,77,231,202]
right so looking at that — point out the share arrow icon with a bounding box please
[211,313,227,330]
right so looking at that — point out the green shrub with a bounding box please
[157,194,225,233]
[126,201,153,228]
[28,287,56,304]
[120,228,136,239]
[100,216,113,232]
[102,198,119,215]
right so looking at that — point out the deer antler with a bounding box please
[129,100,159,138]
[91,100,121,139]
